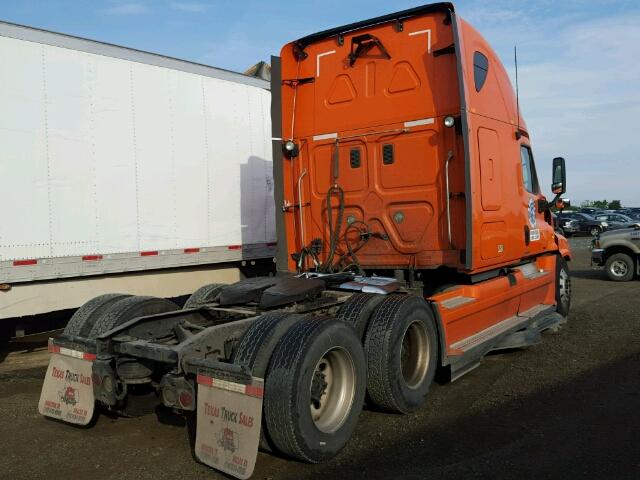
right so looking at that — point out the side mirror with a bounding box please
[551,157,566,195]
[555,197,570,210]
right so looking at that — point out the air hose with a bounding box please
[320,184,345,272]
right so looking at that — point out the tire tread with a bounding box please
[88,296,179,337]
[63,294,131,338]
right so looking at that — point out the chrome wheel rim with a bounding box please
[400,321,430,389]
[610,260,628,277]
[309,347,356,433]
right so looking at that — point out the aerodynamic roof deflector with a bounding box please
[291,2,455,57]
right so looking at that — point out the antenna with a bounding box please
[514,45,521,139]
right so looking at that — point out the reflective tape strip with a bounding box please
[212,378,245,393]
[245,384,264,399]
[404,117,435,128]
[197,374,264,398]
[197,373,214,386]
[8,243,277,269]
[48,341,96,361]
[316,50,336,76]
[313,132,338,141]
[13,259,37,266]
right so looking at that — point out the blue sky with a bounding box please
[2,0,639,206]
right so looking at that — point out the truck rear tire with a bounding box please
[364,294,438,413]
[605,253,635,282]
[264,316,366,463]
[232,312,303,452]
[183,283,224,309]
[233,312,302,378]
[88,296,180,338]
[556,257,571,317]
[336,292,385,339]
[63,294,131,338]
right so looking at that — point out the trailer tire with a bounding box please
[63,294,131,338]
[88,296,180,338]
[232,312,303,452]
[336,293,385,339]
[264,316,366,463]
[183,283,224,309]
[556,256,572,316]
[364,294,438,413]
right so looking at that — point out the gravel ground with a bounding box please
[1,237,638,480]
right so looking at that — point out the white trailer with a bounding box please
[0,21,276,332]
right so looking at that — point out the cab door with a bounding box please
[519,144,547,255]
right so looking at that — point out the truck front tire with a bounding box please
[364,294,438,414]
[605,253,635,282]
[264,316,366,463]
[556,257,571,317]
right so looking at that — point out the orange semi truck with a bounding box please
[39,3,572,478]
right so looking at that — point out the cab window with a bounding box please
[520,145,539,193]
[473,52,489,92]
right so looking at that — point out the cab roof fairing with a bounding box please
[456,17,529,136]
[282,2,455,59]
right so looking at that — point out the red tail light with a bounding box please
[179,390,193,409]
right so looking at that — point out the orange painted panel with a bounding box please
[480,221,506,260]
[477,127,502,211]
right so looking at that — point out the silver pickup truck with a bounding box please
[592,225,640,281]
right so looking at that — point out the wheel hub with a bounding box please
[400,321,430,389]
[611,260,628,277]
[310,367,328,409]
[309,348,356,433]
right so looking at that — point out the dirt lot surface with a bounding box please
[1,237,639,480]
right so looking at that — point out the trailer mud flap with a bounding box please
[38,341,96,425]
[195,372,264,479]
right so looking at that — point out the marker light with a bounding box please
[444,116,455,128]
[282,140,300,158]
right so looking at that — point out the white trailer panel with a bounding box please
[0,21,275,289]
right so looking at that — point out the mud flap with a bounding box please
[195,372,264,479]
[38,340,96,426]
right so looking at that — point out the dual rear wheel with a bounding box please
[249,293,438,463]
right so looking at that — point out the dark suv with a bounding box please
[557,212,609,236]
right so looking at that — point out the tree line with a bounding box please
[580,200,623,210]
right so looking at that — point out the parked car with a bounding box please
[591,225,640,281]
[579,207,604,216]
[553,213,579,236]
[557,212,608,236]
[594,213,639,230]
[620,209,640,220]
